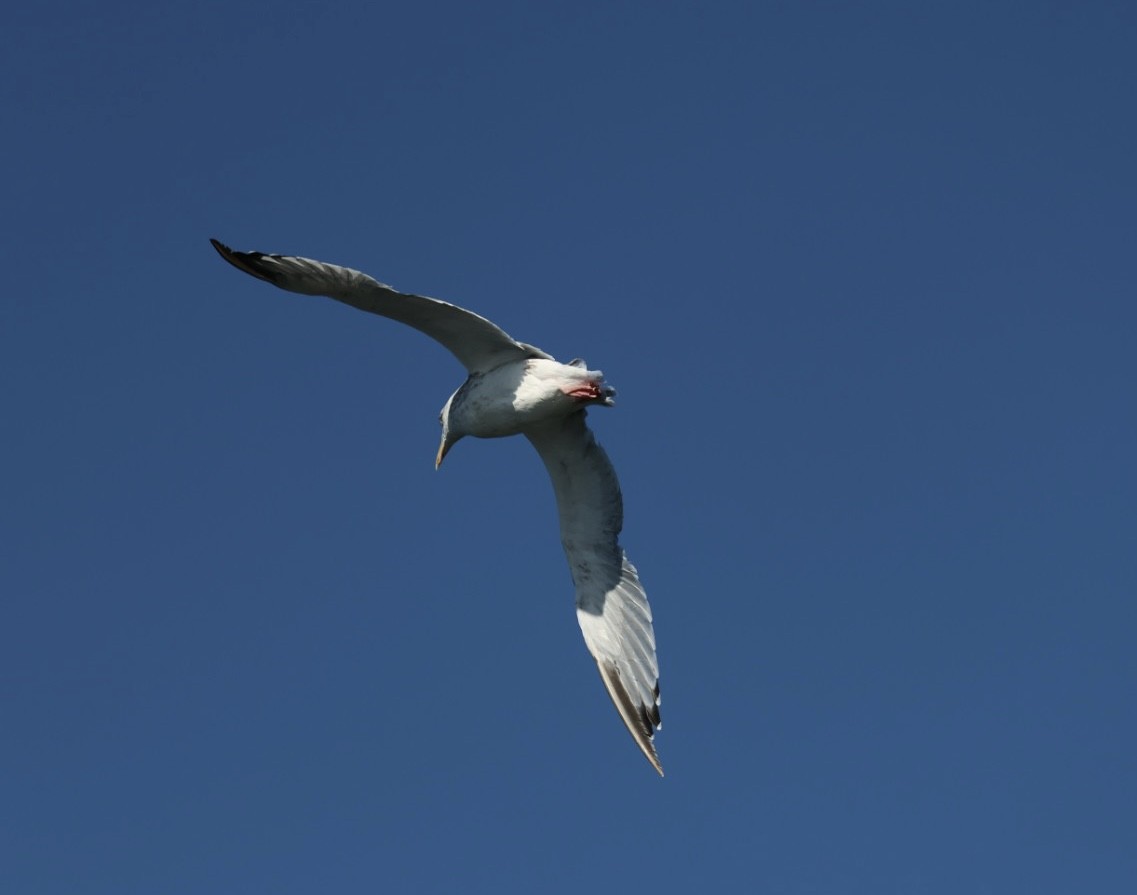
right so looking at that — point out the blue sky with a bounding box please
[3,1,1135,891]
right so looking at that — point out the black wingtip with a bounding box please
[209,237,279,285]
[209,237,238,266]
[596,661,665,776]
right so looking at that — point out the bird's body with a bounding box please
[445,358,614,439]
[210,239,663,774]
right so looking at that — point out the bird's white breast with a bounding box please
[451,359,601,439]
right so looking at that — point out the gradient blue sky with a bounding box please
[4,1,1135,892]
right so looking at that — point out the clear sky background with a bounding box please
[3,1,1135,892]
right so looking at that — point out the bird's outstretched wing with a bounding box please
[525,411,663,774]
[210,239,552,374]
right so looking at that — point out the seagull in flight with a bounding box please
[211,239,663,775]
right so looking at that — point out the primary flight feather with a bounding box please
[211,239,663,774]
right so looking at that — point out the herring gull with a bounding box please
[210,239,663,775]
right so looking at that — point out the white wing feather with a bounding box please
[525,411,663,774]
[210,240,552,374]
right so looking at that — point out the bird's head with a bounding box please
[435,394,463,469]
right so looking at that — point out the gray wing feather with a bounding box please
[210,239,552,374]
[525,411,663,775]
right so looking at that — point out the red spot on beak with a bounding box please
[563,381,603,401]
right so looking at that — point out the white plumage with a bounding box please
[211,239,663,775]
